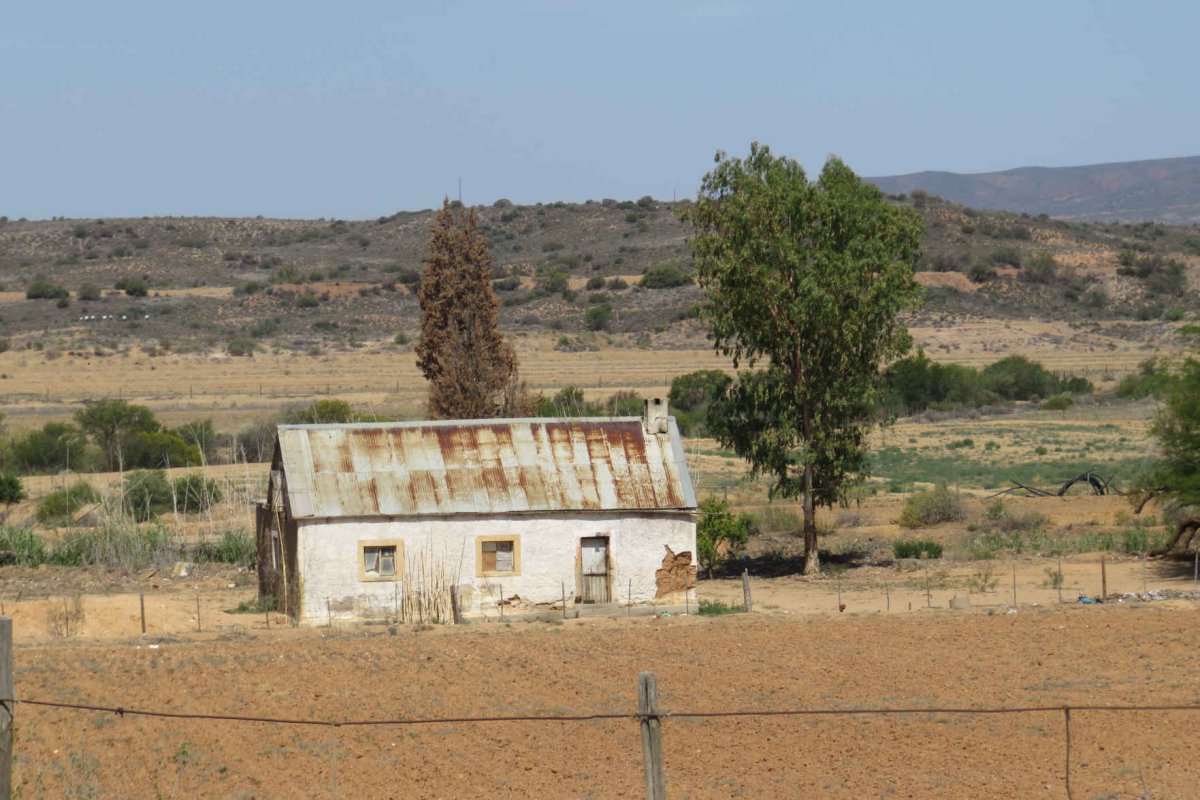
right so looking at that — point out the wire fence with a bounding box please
[5,688,1200,799]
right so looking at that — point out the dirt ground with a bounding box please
[7,594,1199,799]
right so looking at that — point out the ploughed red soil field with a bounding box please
[10,603,1200,798]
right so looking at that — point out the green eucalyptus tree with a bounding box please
[684,144,923,574]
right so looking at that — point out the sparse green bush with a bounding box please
[393,331,410,346]
[585,276,606,290]
[898,486,964,528]
[295,293,320,308]
[607,277,629,291]
[171,474,222,513]
[892,539,944,559]
[669,369,732,436]
[1042,394,1073,411]
[115,277,149,297]
[697,497,753,575]
[26,279,69,300]
[0,474,25,506]
[1115,358,1171,399]
[37,482,99,526]
[640,264,692,289]
[536,386,603,417]
[697,599,741,615]
[282,399,359,424]
[1019,251,1058,284]
[122,470,174,521]
[78,283,101,301]
[228,336,256,357]
[584,304,612,331]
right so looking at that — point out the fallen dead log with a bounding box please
[1151,518,1200,556]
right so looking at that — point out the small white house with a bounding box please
[255,399,698,624]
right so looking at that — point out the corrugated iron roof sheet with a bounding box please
[275,418,697,519]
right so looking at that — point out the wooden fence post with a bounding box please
[139,592,146,635]
[741,569,752,613]
[1101,556,1108,601]
[1,616,11,800]
[450,585,463,625]
[1057,556,1064,604]
[638,672,666,800]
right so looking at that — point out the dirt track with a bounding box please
[11,603,1200,799]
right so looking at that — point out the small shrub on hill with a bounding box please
[640,264,692,289]
[898,486,964,528]
[171,474,223,513]
[37,482,99,526]
[892,539,944,559]
[26,279,69,300]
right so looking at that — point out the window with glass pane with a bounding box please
[481,540,514,572]
[363,545,397,577]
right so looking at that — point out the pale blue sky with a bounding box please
[3,1,1197,219]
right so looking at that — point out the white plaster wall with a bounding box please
[296,513,695,623]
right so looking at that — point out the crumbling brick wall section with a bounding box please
[655,545,696,598]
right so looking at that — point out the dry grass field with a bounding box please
[0,316,1187,431]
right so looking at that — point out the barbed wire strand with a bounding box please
[8,697,1200,797]
[4,696,1198,728]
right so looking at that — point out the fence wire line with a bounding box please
[4,696,1199,729]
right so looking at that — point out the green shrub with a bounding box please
[26,279,69,300]
[37,482,99,526]
[282,398,359,424]
[122,430,201,469]
[1042,394,1073,411]
[393,331,410,346]
[0,474,24,506]
[585,276,606,290]
[892,539,944,559]
[981,355,1060,401]
[228,336,256,357]
[607,277,629,291]
[897,486,964,528]
[584,304,613,331]
[640,264,692,289]
[668,369,732,436]
[295,293,320,308]
[696,497,753,575]
[1018,251,1058,284]
[115,277,149,297]
[1115,358,1171,399]
[536,386,603,417]
[78,283,101,301]
[697,599,741,616]
[171,474,223,514]
[234,280,264,295]
[122,470,174,521]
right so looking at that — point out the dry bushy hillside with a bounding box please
[0,194,1196,358]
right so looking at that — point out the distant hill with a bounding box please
[0,192,1196,357]
[868,156,1200,224]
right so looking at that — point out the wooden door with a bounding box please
[580,536,610,603]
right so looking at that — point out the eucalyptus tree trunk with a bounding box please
[801,405,820,575]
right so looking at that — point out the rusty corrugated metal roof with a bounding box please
[275,418,697,519]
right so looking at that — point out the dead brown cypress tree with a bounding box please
[417,198,528,419]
